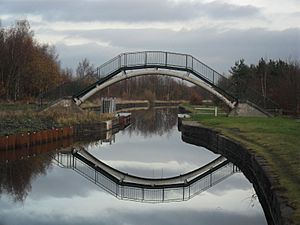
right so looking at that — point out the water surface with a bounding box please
[0,108,267,225]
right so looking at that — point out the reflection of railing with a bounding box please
[53,151,239,203]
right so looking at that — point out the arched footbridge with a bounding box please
[73,51,237,108]
[53,148,239,203]
[70,51,278,114]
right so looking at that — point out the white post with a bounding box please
[214,107,218,117]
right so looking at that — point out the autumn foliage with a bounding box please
[0,20,70,102]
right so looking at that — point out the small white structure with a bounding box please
[101,97,116,113]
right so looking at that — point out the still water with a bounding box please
[0,108,267,225]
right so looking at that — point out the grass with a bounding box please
[0,102,39,111]
[180,102,227,115]
[53,111,113,126]
[0,103,114,136]
[184,104,300,223]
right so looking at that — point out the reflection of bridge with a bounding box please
[70,51,278,114]
[53,150,240,203]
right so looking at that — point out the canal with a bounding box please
[0,108,267,225]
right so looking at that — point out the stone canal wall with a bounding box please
[179,120,294,225]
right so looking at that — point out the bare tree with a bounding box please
[76,58,94,79]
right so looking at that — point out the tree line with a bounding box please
[2,20,299,115]
[93,75,206,104]
[221,59,300,114]
[0,20,71,102]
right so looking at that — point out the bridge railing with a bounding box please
[91,51,279,110]
[38,73,98,106]
[95,51,220,85]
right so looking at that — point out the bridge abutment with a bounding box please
[229,103,270,117]
[41,97,83,114]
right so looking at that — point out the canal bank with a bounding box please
[178,108,300,225]
[0,113,131,150]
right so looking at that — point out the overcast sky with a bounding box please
[0,0,299,74]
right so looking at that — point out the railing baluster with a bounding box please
[165,52,167,66]
[192,57,194,70]
[185,55,188,69]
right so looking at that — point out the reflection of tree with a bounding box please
[243,191,259,208]
[126,108,178,137]
[0,154,53,202]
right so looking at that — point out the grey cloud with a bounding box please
[0,0,261,22]
[90,129,216,164]
[55,27,300,73]
[207,173,254,195]
[0,204,266,225]
[56,42,123,70]
[28,165,100,200]
[292,11,300,17]
[106,208,266,225]
[203,1,261,19]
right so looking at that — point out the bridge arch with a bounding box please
[74,69,236,108]
[73,51,238,108]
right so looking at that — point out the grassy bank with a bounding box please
[0,103,113,136]
[183,104,300,223]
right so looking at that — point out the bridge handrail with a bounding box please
[95,51,221,84]
[89,51,279,108]
[83,51,237,103]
